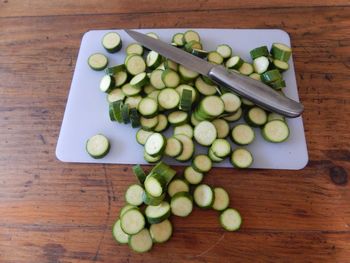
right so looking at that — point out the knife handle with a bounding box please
[208,66,303,118]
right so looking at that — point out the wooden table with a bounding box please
[1,1,349,262]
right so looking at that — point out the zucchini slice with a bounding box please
[168,179,189,197]
[212,187,230,211]
[194,184,214,208]
[120,208,145,235]
[192,155,212,173]
[88,53,108,71]
[149,219,173,243]
[86,134,110,159]
[112,219,129,244]
[212,119,230,138]
[262,120,290,143]
[170,192,193,217]
[128,228,153,253]
[102,32,122,53]
[230,148,253,168]
[125,184,144,206]
[194,121,217,146]
[184,166,203,185]
[164,137,183,158]
[174,134,194,162]
[145,201,171,224]
[220,208,242,231]
[231,124,255,145]
[144,133,166,157]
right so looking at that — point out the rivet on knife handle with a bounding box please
[208,66,304,118]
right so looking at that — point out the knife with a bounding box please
[125,29,304,118]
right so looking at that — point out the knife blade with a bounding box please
[125,29,304,118]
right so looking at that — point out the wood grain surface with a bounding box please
[0,1,350,262]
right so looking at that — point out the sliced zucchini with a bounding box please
[107,88,125,103]
[249,73,261,81]
[168,111,188,126]
[250,46,269,59]
[212,187,230,211]
[194,121,217,146]
[184,40,203,53]
[99,75,115,93]
[88,53,108,71]
[170,192,193,217]
[112,219,129,244]
[125,96,142,109]
[105,64,125,75]
[261,69,282,83]
[183,30,200,43]
[114,71,128,87]
[130,108,140,128]
[220,208,242,231]
[140,116,158,131]
[208,51,224,64]
[121,103,130,124]
[136,129,153,145]
[195,76,217,96]
[132,164,147,184]
[146,51,162,70]
[102,32,122,53]
[120,204,138,217]
[144,151,162,163]
[164,137,183,158]
[150,69,166,90]
[172,33,185,47]
[221,93,241,113]
[143,191,165,206]
[128,228,153,253]
[86,134,110,159]
[138,97,158,117]
[212,119,230,138]
[262,120,289,143]
[125,184,144,206]
[145,201,170,224]
[125,54,146,75]
[194,184,214,208]
[121,83,141,97]
[216,44,232,59]
[120,208,145,235]
[191,112,201,126]
[231,124,255,145]
[199,96,225,118]
[164,59,178,71]
[226,56,244,70]
[253,56,270,74]
[174,124,194,138]
[270,43,292,62]
[270,79,286,90]
[149,219,172,243]
[230,148,253,168]
[208,148,224,163]
[178,65,199,81]
[161,69,180,88]
[210,139,231,158]
[191,48,208,58]
[130,72,148,89]
[222,108,242,122]
[273,59,289,71]
[158,88,180,110]
[154,114,168,132]
[267,112,285,122]
[245,106,267,127]
[126,43,143,56]
[184,166,203,185]
[168,179,189,197]
[176,84,197,103]
[144,133,166,157]
[238,62,254,75]
[179,89,193,111]
[192,155,212,173]
[144,172,167,197]
[150,161,177,185]
[174,134,194,162]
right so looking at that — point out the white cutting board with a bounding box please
[56,29,308,170]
